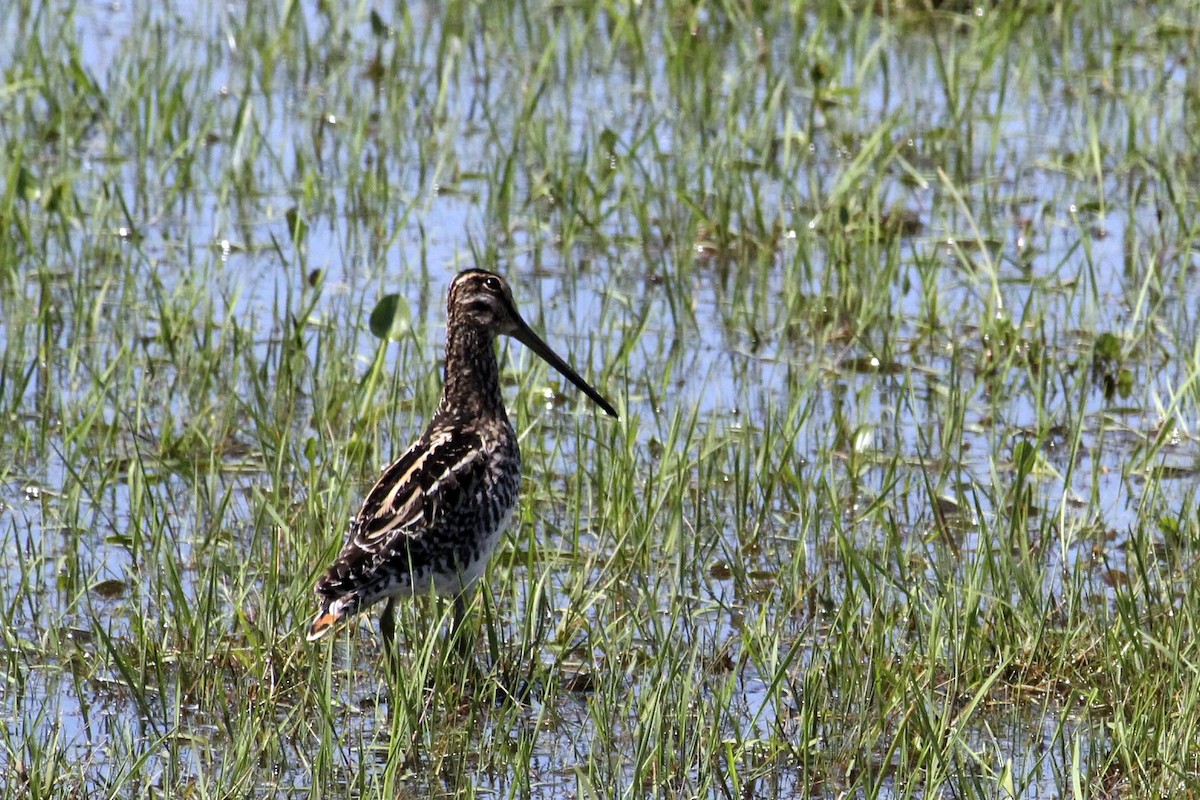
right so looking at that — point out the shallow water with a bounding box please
[2,2,1198,797]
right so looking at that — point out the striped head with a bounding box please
[446,269,619,419]
[446,269,524,336]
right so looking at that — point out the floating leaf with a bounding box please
[362,57,385,84]
[285,207,308,245]
[1116,368,1134,398]
[1149,463,1200,480]
[880,208,924,236]
[368,293,411,341]
[65,627,94,644]
[562,671,596,693]
[598,127,618,157]
[709,651,736,673]
[1094,331,1121,363]
[369,8,389,38]
[1101,569,1128,588]
[936,495,960,517]
[91,579,128,599]
[843,355,903,374]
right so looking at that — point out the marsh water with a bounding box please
[2,2,1198,797]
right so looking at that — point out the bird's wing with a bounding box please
[344,426,488,555]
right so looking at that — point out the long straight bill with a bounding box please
[511,321,619,419]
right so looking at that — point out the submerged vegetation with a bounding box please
[2,0,1200,797]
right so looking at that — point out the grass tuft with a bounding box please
[3,1,1200,797]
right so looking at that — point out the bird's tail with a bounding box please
[306,597,349,641]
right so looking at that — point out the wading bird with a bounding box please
[306,269,617,657]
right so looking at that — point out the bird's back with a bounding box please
[307,411,519,639]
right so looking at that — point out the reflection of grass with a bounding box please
[2,1,1199,797]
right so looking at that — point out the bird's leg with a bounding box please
[379,597,397,671]
[451,593,469,650]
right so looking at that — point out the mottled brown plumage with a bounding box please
[306,269,617,651]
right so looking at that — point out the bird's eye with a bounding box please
[484,277,502,292]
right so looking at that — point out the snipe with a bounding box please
[306,268,617,654]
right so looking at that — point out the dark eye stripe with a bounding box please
[465,295,497,314]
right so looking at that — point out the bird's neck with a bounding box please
[439,323,507,419]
